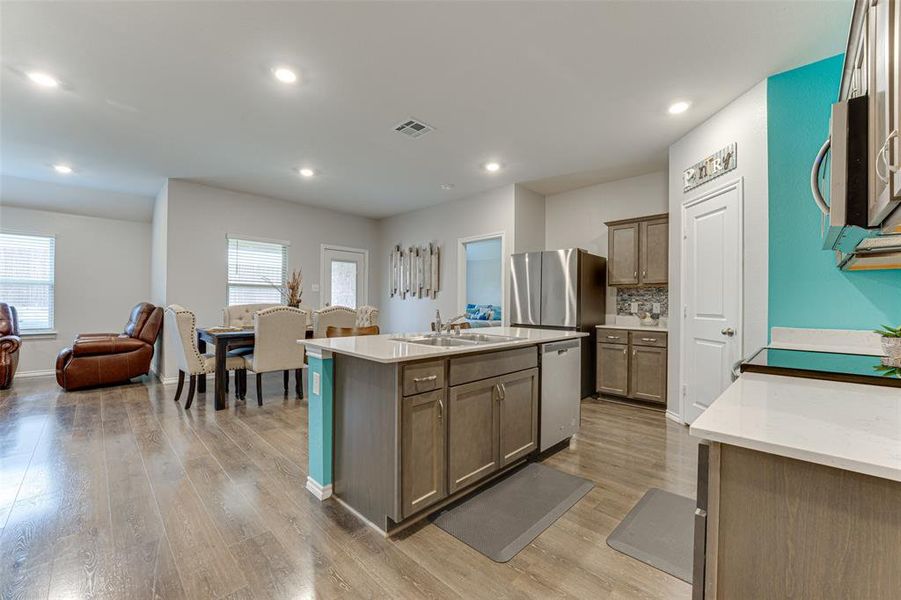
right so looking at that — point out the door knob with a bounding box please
[721,327,735,337]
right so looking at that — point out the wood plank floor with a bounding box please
[0,374,698,599]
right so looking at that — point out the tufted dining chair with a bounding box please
[241,306,307,406]
[222,303,281,328]
[312,305,356,338]
[166,305,247,409]
[355,306,379,328]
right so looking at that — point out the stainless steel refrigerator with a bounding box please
[510,249,606,400]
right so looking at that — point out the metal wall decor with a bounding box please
[683,142,737,192]
[389,243,439,299]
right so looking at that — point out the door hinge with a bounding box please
[681,384,687,398]
[683,306,688,318]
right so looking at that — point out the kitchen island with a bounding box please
[300,327,587,535]
[690,372,901,598]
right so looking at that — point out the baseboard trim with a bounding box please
[15,369,56,379]
[665,409,686,426]
[305,477,333,501]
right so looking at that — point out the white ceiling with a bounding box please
[1,1,851,219]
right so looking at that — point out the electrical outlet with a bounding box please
[313,372,321,395]
[630,301,638,314]
[312,283,320,293]
[653,302,661,314]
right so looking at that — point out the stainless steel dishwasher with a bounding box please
[539,339,582,451]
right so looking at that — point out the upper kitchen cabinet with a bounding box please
[605,213,669,286]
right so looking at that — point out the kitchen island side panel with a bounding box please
[333,354,401,528]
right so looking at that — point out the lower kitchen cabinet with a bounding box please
[447,378,499,494]
[597,342,629,396]
[596,328,667,405]
[401,389,447,517]
[498,368,539,466]
[629,345,666,403]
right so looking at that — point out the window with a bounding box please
[330,260,358,308]
[0,232,56,332]
[226,236,288,305]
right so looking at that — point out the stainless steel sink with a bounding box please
[389,335,477,347]
[390,333,521,347]
[455,333,520,343]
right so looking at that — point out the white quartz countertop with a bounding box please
[690,372,901,482]
[597,324,668,332]
[300,327,587,364]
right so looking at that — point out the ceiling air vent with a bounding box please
[394,118,434,139]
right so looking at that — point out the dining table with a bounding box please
[197,325,314,410]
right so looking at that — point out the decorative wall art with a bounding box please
[682,142,737,192]
[389,243,439,299]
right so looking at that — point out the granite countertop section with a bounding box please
[300,326,588,364]
[597,324,668,333]
[690,372,901,482]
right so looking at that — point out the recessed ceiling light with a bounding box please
[27,71,59,88]
[441,183,455,190]
[53,164,73,174]
[298,167,315,178]
[273,67,298,84]
[668,101,690,115]
[483,162,501,173]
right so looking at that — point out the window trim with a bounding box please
[0,230,57,333]
[225,234,289,307]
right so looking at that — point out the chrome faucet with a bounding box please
[433,310,467,334]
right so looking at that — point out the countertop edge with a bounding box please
[689,425,901,483]
[299,330,589,364]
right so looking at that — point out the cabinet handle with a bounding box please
[606,335,620,340]
[876,129,900,184]
[498,383,507,400]
[633,349,637,356]
[622,348,627,355]
[413,375,438,383]
[633,271,638,279]
[642,270,647,278]
[641,337,657,342]
[437,398,444,420]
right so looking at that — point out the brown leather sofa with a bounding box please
[56,302,163,391]
[0,303,21,390]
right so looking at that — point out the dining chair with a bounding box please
[355,306,379,327]
[241,306,308,406]
[312,306,356,338]
[325,325,380,338]
[165,305,247,409]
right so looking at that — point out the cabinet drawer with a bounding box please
[448,346,538,387]
[402,360,445,396]
[630,331,667,348]
[597,328,628,345]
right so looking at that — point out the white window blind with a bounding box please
[226,237,288,306]
[0,233,56,331]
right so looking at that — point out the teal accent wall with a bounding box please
[768,54,901,332]
[306,354,333,487]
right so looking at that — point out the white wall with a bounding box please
[159,179,379,379]
[376,185,516,333]
[0,206,151,375]
[513,184,546,253]
[150,182,168,374]
[667,81,769,421]
[545,170,668,313]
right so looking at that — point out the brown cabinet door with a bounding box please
[447,378,499,494]
[640,218,669,285]
[608,223,639,285]
[401,389,447,518]
[597,342,629,396]
[629,345,667,404]
[498,368,539,467]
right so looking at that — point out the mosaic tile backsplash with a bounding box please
[615,286,669,316]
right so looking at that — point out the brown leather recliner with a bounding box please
[56,302,163,391]
[0,303,21,390]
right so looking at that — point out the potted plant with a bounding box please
[266,270,304,308]
[874,324,901,358]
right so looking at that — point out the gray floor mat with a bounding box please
[431,463,594,562]
[606,487,696,583]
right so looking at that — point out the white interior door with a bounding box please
[321,245,368,308]
[682,179,742,424]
